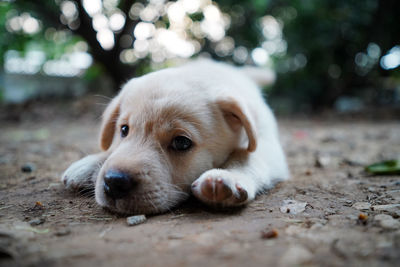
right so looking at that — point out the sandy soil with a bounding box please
[0,100,399,267]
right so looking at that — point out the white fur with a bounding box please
[187,61,289,205]
[61,60,289,214]
[62,153,107,190]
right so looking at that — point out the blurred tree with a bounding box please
[10,0,140,87]
[6,0,268,88]
[268,0,400,110]
[6,0,263,88]
[2,0,400,110]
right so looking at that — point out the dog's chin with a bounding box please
[95,188,189,215]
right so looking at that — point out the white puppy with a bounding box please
[62,60,289,214]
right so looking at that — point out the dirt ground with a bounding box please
[0,99,399,267]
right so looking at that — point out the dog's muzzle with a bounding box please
[103,170,136,199]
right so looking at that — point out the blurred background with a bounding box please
[1,0,400,114]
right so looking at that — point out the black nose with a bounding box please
[103,170,135,199]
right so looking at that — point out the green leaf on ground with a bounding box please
[365,160,400,175]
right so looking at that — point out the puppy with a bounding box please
[62,60,289,214]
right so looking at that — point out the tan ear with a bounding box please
[99,94,121,151]
[216,98,257,152]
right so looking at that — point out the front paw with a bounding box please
[191,169,252,206]
[61,154,103,191]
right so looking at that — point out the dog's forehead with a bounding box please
[120,88,199,117]
[118,79,215,132]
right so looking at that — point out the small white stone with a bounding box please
[280,199,307,214]
[126,215,146,226]
[315,154,330,168]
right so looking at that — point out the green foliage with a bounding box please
[188,12,204,21]
[366,160,400,175]
[269,0,400,109]
[0,1,84,63]
[0,3,25,64]
[1,0,399,109]
[83,64,104,82]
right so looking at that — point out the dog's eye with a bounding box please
[121,125,129,137]
[170,136,192,151]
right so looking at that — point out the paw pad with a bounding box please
[235,184,248,202]
[193,176,248,205]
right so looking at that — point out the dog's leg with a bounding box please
[61,152,108,191]
[192,138,289,207]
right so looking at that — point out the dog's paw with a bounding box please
[61,154,103,191]
[191,169,254,206]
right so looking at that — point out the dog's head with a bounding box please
[95,71,257,214]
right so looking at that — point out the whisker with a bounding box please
[93,94,113,101]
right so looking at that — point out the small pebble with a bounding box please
[55,229,71,236]
[126,215,146,226]
[358,213,368,225]
[358,213,368,221]
[343,200,353,206]
[315,154,330,168]
[168,234,184,240]
[261,229,279,239]
[280,199,307,214]
[29,217,45,226]
[21,163,36,173]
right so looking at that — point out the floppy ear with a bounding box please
[216,98,257,152]
[99,94,121,151]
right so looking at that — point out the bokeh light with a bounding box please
[380,46,400,70]
[6,12,41,34]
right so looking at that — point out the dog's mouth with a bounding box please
[94,162,191,214]
[96,186,190,215]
